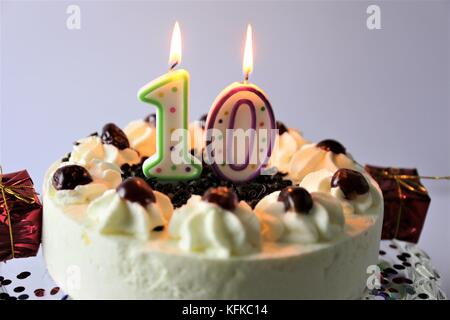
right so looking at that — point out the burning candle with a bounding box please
[138,22,202,180]
[205,25,276,182]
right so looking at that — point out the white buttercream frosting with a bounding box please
[51,160,122,206]
[254,190,345,243]
[124,119,156,158]
[85,189,173,240]
[169,195,261,258]
[287,143,356,183]
[269,128,309,173]
[300,168,383,215]
[70,136,140,167]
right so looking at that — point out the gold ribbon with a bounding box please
[373,169,450,238]
[0,166,36,258]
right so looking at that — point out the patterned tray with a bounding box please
[0,240,446,300]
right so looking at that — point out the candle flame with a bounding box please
[169,21,182,70]
[243,24,253,82]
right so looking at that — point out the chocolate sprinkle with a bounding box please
[152,226,164,232]
[101,123,130,150]
[14,286,25,293]
[331,169,369,200]
[317,139,346,154]
[117,177,156,207]
[61,152,71,162]
[52,165,93,190]
[277,186,313,214]
[121,162,292,208]
[202,187,238,211]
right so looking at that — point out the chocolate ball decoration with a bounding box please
[331,169,370,200]
[278,186,313,214]
[117,177,156,207]
[201,187,238,211]
[101,123,130,150]
[316,139,346,154]
[198,114,208,130]
[276,121,289,135]
[144,113,157,126]
[52,165,93,190]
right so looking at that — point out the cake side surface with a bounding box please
[43,161,382,299]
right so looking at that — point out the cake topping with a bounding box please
[117,177,156,207]
[144,113,157,126]
[169,194,261,257]
[198,113,208,129]
[331,169,369,200]
[316,139,346,154]
[276,121,289,135]
[277,186,313,214]
[101,123,130,150]
[52,165,93,190]
[201,187,238,211]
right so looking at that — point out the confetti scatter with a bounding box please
[364,240,447,300]
[16,271,31,280]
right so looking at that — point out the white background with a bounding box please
[1,0,449,296]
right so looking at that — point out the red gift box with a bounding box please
[0,168,42,261]
[365,165,431,243]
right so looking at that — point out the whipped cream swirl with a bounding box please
[85,188,172,240]
[51,160,122,206]
[169,195,261,258]
[287,142,356,183]
[124,119,156,158]
[70,136,140,167]
[254,189,345,243]
[300,168,383,216]
[269,128,309,173]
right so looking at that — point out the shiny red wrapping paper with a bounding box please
[0,169,42,261]
[365,165,430,243]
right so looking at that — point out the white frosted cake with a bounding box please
[42,117,383,299]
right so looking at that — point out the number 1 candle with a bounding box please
[138,22,202,180]
[205,25,276,182]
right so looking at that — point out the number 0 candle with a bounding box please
[205,25,276,182]
[138,22,202,180]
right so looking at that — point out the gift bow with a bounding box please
[0,165,36,258]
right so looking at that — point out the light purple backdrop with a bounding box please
[1,1,449,296]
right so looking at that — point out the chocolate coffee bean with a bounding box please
[117,177,156,207]
[52,165,93,190]
[101,123,130,150]
[278,186,313,214]
[276,121,289,135]
[331,169,369,200]
[316,139,346,154]
[202,187,238,211]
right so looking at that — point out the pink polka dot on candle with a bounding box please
[170,107,176,113]
[156,168,162,173]
[259,121,265,127]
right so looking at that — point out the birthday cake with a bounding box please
[42,115,383,299]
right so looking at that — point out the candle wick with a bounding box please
[244,73,249,84]
[170,62,178,71]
